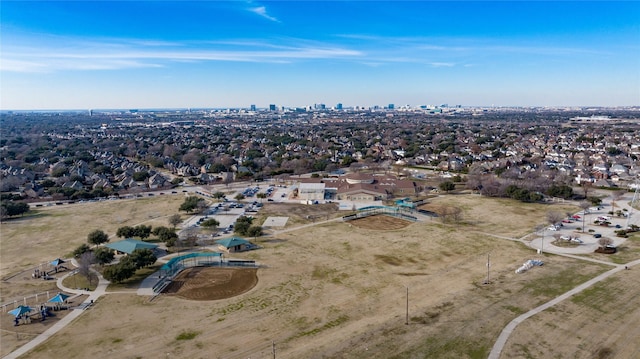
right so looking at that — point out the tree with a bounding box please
[439,181,456,193]
[611,190,626,217]
[94,247,115,265]
[133,225,152,239]
[87,229,109,246]
[546,211,564,228]
[598,237,613,249]
[581,182,593,200]
[117,225,151,239]
[234,193,245,201]
[201,218,220,228]
[168,214,182,229]
[586,197,602,207]
[547,185,573,199]
[0,201,30,219]
[132,171,149,181]
[153,226,178,242]
[102,260,136,283]
[73,243,91,257]
[212,191,226,200]
[129,249,157,268]
[179,196,204,213]
[78,251,96,286]
[233,215,254,235]
[247,225,263,238]
[256,192,268,202]
[579,201,591,232]
[116,226,135,238]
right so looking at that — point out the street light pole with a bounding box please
[405,287,409,325]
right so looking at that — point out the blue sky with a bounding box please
[1,1,639,110]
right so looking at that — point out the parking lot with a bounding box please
[531,201,638,254]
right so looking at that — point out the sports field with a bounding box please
[2,194,638,358]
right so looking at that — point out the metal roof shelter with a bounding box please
[105,238,158,255]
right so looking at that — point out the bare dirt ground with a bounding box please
[2,194,637,359]
[163,267,258,300]
[348,215,413,230]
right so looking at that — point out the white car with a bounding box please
[560,235,571,241]
[571,238,583,244]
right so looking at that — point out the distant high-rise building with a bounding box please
[336,103,343,110]
[250,104,256,111]
[269,104,276,111]
[388,104,395,110]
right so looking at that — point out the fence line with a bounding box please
[0,291,55,312]
[154,255,258,294]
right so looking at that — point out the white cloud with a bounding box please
[429,62,455,68]
[248,6,279,22]
[0,36,362,73]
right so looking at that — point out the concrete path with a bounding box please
[3,266,109,359]
[136,270,163,296]
[488,258,640,359]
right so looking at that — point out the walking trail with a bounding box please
[4,202,638,358]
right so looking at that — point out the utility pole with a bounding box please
[272,340,276,359]
[405,287,409,325]
[485,253,491,284]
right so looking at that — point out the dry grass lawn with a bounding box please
[2,194,637,359]
[502,268,640,358]
[1,196,185,280]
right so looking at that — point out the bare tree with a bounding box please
[78,251,96,286]
[598,237,613,249]
[168,214,182,229]
[611,190,626,216]
[579,201,591,232]
[546,211,564,228]
[581,182,593,200]
[437,205,463,224]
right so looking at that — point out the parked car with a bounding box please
[594,233,602,238]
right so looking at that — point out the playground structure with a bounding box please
[342,205,419,222]
[3,291,76,327]
[153,252,258,294]
[31,258,70,279]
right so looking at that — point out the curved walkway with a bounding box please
[488,258,640,359]
[3,263,109,359]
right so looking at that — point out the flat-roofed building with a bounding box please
[298,182,326,201]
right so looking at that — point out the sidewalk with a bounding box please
[3,266,109,359]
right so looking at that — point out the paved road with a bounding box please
[479,193,640,358]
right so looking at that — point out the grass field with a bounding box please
[1,194,637,359]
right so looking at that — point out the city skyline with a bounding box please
[1,1,639,110]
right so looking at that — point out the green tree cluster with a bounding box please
[504,185,544,203]
[116,225,152,239]
[102,249,157,283]
[152,226,178,247]
[233,216,262,237]
[547,185,574,199]
[0,201,30,219]
[179,196,204,213]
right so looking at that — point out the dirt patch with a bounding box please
[163,267,258,300]
[258,202,340,228]
[348,214,413,230]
